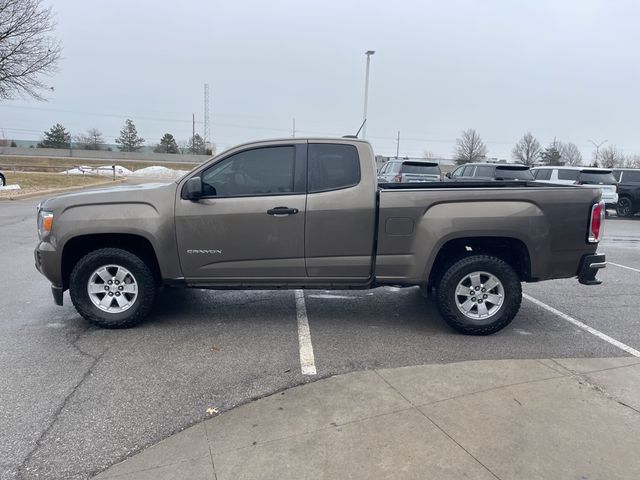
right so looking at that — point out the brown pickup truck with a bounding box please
[35,137,606,334]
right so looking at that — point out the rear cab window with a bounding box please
[400,162,441,175]
[495,166,533,180]
[578,170,617,185]
[532,168,551,180]
[557,169,579,181]
[308,143,360,192]
[474,165,494,177]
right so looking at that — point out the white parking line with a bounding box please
[523,293,640,357]
[608,262,640,274]
[295,290,317,375]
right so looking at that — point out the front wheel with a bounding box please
[616,197,634,217]
[435,255,522,335]
[69,248,156,328]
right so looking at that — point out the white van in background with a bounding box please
[531,166,618,208]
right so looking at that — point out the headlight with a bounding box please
[37,210,54,240]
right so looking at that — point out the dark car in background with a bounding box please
[612,168,640,217]
[446,163,534,181]
[377,159,442,183]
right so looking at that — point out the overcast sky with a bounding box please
[1,0,639,159]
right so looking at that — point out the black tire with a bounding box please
[435,255,522,335]
[616,197,634,218]
[69,248,156,328]
[0,173,5,187]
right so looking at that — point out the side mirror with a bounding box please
[183,176,203,201]
[445,172,452,179]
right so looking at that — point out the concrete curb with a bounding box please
[94,357,640,480]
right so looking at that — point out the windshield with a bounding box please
[495,166,533,180]
[400,162,440,175]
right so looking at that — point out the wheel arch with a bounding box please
[427,236,531,288]
[61,234,162,290]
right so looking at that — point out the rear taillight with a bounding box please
[588,201,605,243]
[393,174,402,183]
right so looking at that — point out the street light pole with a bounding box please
[588,139,607,166]
[362,50,375,139]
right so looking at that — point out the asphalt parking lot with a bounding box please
[1,197,639,480]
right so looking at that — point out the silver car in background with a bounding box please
[378,159,442,183]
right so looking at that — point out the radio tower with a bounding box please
[203,83,211,151]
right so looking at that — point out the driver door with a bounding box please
[175,143,307,282]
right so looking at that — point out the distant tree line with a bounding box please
[452,129,639,168]
[22,119,213,155]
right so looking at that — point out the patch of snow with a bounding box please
[129,166,189,178]
[0,184,21,191]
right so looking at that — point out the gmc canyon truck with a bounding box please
[35,138,606,335]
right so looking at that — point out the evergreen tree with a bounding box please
[154,133,179,153]
[540,139,563,165]
[38,123,70,149]
[188,133,206,154]
[115,119,145,152]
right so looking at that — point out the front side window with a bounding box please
[308,144,360,192]
[201,146,296,197]
[451,166,465,178]
[461,165,475,176]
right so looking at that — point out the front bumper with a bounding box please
[578,253,606,285]
[35,241,64,304]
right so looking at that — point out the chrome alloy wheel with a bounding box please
[87,265,138,313]
[454,271,504,320]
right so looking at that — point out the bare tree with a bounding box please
[599,144,622,168]
[454,129,487,164]
[0,0,62,100]
[561,142,582,166]
[74,128,105,150]
[511,132,541,166]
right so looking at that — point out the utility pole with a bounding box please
[204,83,211,150]
[588,139,607,166]
[292,118,296,137]
[192,113,195,155]
[362,50,375,139]
[396,131,400,159]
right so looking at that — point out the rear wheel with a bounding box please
[0,173,5,186]
[69,248,156,328]
[435,255,521,335]
[616,197,634,217]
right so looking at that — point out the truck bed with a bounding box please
[375,182,601,285]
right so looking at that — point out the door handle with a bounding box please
[267,206,299,216]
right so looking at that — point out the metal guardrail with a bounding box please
[0,164,119,179]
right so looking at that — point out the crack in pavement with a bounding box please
[16,326,106,480]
